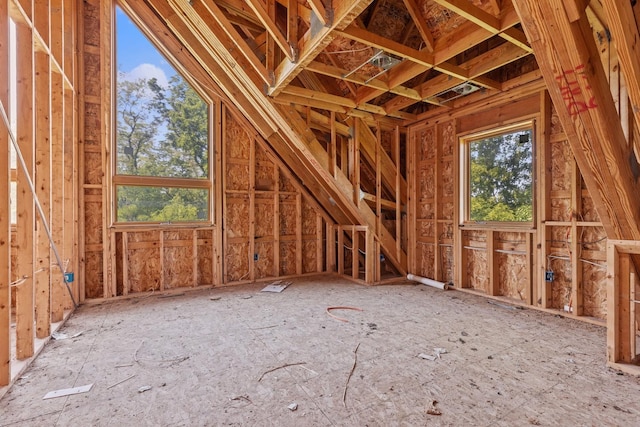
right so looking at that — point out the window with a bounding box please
[114,6,211,223]
[461,121,533,224]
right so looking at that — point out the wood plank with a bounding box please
[50,68,64,322]
[269,0,373,95]
[306,0,327,26]
[15,21,35,359]
[601,0,640,150]
[0,0,10,386]
[194,0,271,85]
[512,0,640,243]
[122,232,129,295]
[316,214,323,272]
[34,50,51,339]
[570,161,583,315]
[296,192,302,275]
[244,0,294,61]
[402,0,434,52]
[539,92,553,308]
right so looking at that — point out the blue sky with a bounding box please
[116,7,176,86]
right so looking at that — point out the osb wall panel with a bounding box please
[84,202,102,245]
[301,200,316,235]
[419,201,434,220]
[128,247,161,292]
[418,126,436,161]
[163,231,194,289]
[255,198,275,238]
[255,163,275,191]
[197,230,213,285]
[279,171,296,192]
[279,201,297,236]
[226,196,250,238]
[497,253,528,301]
[84,251,104,299]
[417,242,435,279]
[303,240,317,274]
[126,231,162,293]
[419,167,435,199]
[441,246,454,283]
[83,102,101,143]
[582,262,607,318]
[226,162,249,191]
[254,241,274,279]
[440,122,455,157]
[280,242,296,276]
[466,249,488,292]
[84,152,102,185]
[226,242,249,282]
[226,110,250,160]
[419,220,435,239]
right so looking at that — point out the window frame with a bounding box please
[112,3,214,226]
[459,120,535,228]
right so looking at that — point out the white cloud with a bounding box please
[122,63,169,88]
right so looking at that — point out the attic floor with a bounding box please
[1,275,639,426]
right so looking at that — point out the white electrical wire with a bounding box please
[0,99,77,308]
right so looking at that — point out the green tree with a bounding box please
[164,75,209,178]
[115,73,210,222]
[469,129,532,222]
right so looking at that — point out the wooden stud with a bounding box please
[337,226,344,275]
[249,137,256,281]
[62,84,76,306]
[122,232,129,295]
[15,21,35,360]
[538,92,553,308]
[394,125,401,264]
[352,228,359,280]
[192,229,198,287]
[487,230,499,296]
[0,0,10,387]
[273,160,280,277]
[34,49,51,339]
[570,160,583,315]
[213,100,223,285]
[295,192,302,276]
[101,0,113,299]
[327,223,335,273]
[365,227,374,284]
[159,231,165,291]
[316,214,323,272]
[50,67,64,321]
[525,232,533,305]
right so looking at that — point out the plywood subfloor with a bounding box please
[2,275,640,426]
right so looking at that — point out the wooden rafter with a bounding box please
[306,0,327,25]
[192,0,271,85]
[244,0,294,61]
[432,0,532,52]
[600,0,640,148]
[402,0,435,52]
[269,0,374,95]
[512,0,640,243]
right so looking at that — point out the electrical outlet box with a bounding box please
[545,271,554,282]
[254,253,259,261]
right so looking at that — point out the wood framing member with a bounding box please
[243,0,294,61]
[431,0,532,52]
[601,0,640,145]
[606,240,639,375]
[269,0,373,95]
[15,19,35,360]
[34,49,51,339]
[512,0,640,243]
[0,0,10,387]
[402,0,434,52]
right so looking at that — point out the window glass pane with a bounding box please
[469,128,532,222]
[115,7,208,179]
[116,186,208,222]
